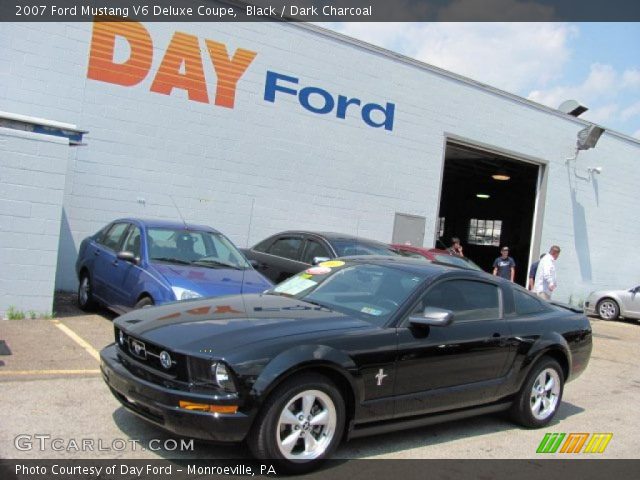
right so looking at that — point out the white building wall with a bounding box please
[0,129,69,317]
[0,20,638,304]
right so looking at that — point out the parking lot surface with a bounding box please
[1,299,638,460]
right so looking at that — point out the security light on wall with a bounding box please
[566,123,606,166]
[577,125,605,151]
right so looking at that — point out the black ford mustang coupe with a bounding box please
[100,256,592,470]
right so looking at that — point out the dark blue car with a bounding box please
[75,218,272,313]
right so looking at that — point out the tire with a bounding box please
[77,272,96,311]
[248,373,345,473]
[510,357,564,428]
[134,296,154,309]
[596,298,620,321]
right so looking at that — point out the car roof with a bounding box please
[343,255,497,280]
[114,218,220,233]
[342,255,455,276]
[391,244,451,255]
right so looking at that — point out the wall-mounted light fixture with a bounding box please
[476,193,490,199]
[587,167,602,175]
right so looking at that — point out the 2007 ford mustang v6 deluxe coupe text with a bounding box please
[100,256,592,471]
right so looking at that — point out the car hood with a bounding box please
[114,294,371,354]
[149,262,272,296]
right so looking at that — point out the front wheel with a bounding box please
[510,357,564,428]
[597,298,620,321]
[78,273,96,311]
[248,373,345,473]
[134,296,154,309]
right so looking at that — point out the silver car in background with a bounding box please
[585,285,640,321]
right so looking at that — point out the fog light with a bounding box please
[119,330,125,346]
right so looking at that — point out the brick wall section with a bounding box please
[0,19,639,303]
[0,129,69,318]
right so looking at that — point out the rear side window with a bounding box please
[99,223,129,251]
[417,279,500,322]
[268,237,303,260]
[514,289,547,315]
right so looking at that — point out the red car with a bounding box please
[390,244,483,271]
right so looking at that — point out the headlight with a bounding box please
[212,362,236,393]
[188,358,237,393]
[171,286,202,301]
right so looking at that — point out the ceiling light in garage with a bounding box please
[476,193,490,199]
[491,169,510,181]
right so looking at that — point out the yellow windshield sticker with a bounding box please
[319,260,345,268]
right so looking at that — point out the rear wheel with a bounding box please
[77,272,96,311]
[248,373,345,473]
[510,357,564,428]
[134,296,154,309]
[597,298,619,321]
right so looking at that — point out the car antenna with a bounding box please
[169,195,189,230]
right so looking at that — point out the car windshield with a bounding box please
[147,228,250,269]
[331,239,399,257]
[433,254,482,271]
[267,263,427,325]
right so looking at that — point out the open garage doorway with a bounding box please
[437,142,540,287]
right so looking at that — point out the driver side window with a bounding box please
[411,279,500,322]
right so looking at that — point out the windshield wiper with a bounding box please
[191,259,244,270]
[301,299,332,310]
[151,257,191,265]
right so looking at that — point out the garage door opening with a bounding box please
[437,143,540,287]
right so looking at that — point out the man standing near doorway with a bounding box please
[449,237,465,257]
[492,246,516,282]
[534,245,561,300]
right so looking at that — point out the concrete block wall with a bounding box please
[1,18,639,303]
[0,129,69,318]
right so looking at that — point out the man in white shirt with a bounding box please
[534,245,561,300]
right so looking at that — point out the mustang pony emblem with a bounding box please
[375,368,387,386]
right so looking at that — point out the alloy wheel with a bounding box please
[598,300,618,320]
[530,368,561,420]
[79,276,90,306]
[275,389,337,461]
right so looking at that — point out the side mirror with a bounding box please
[409,307,453,328]
[117,251,139,265]
[312,257,331,265]
[249,259,260,269]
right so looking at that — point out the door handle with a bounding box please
[112,260,119,266]
[94,250,101,256]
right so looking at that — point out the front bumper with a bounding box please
[100,344,253,443]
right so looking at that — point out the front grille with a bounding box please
[115,327,188,381]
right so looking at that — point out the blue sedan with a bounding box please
[75,218,273,313]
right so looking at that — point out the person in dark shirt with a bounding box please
[492,246,515,281]
[528,254,545,290]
